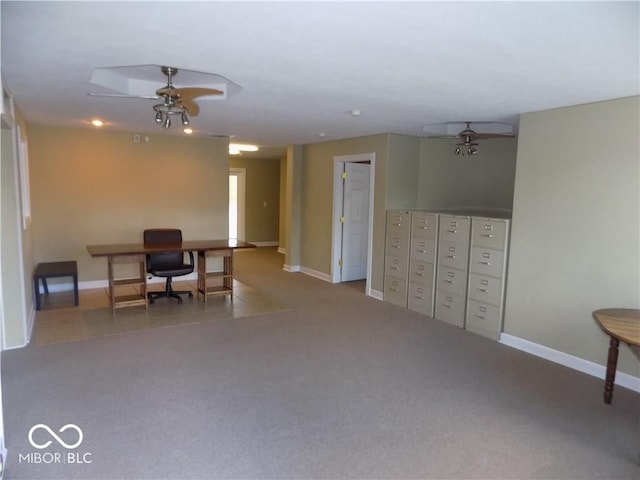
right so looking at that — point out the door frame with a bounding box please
[331,153,375,294]
[229,168,246,241]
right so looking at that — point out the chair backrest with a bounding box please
[144,229,184,268]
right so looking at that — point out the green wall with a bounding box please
[505,96,640,376]
[229,157,281,243]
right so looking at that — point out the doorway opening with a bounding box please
[331,153,375,296]
[229,168,246,240]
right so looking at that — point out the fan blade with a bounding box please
[181,99,200,116]
[477,133,516,139]
[176,87,224,100]
[88,92,159,99]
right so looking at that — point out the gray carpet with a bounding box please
[2,247,639,479]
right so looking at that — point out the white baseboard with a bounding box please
[277,247,286,255]
[42,273,199,293]
[499,333,640,394]
[300,267,332,283]
[283,264,300,273]
[368,289,383,301]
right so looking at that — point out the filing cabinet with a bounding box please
[408,212,438,316]
[465,218,510,340]
[435,215,471,328]
[384,210,411,307]
[384,210,510,342]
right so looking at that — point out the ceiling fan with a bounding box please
[88,64,234,128]
[422,121,516,156]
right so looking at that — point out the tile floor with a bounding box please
[33,279,289,346]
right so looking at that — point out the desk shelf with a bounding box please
[197,249,233,303]
[108,254,148,312]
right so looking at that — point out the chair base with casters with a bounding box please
[147,276,194,304]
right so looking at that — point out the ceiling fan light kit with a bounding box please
[422,121,516,157]
[153,66,191,129]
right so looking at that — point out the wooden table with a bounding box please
[87,239,255,312]
[592,308,640,404]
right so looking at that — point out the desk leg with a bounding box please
[197,251,206,304]
[604,336,619,404]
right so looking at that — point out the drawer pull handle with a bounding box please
[416,272,424,276]
[475,314,486,320]
[391,245,399,248]
[414,295,423,299]
[481,234,493,238]
[394,223,402,226]
[476,288,488,293]
[447,229,458,234]
[446,255,456,259]
[479,261,491,265]
[444,280,454,284]
[442,304,452,309]
[391,266,398,270]
[390,288,398,292]
[420,226,427,230]
[419,249,426,253]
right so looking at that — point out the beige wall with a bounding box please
[301,134,390,291]
[229,156,280,243]
[28,125,229,282]
[1,105,34,349]
[505,96,640,376]
[418,137,517,211]
[386,134,420,209]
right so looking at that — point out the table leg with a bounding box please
[604,336,619,404]
[34,277,41,311]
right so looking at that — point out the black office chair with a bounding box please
[144,228,194,304]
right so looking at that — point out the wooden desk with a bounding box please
[87,239,255,312]
[592,308,640,404]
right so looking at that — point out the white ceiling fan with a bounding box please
[422,121,516,156]
[88,64,237,128]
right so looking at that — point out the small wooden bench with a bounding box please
[33,261,79,311]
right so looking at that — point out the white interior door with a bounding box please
[341,162,370,282]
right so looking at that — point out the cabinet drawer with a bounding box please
[439,216,470,244]
[384,276,407,307]
[435,291,466,327]
[468,273,503,306]
[385,254,408,279]
[472,218,508,250]
[411,212,438,239]
[469,247,504,278]
[385,234,409,257]
[409,260,435,286]
[387,211,411,237]
[408,284,434,316]
[436,266,467,297]
[438,241,469,271]
[410,237,437,262]
[466,299,502,340]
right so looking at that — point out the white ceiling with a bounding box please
[1,1,638,159]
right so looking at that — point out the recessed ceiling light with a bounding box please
[349,109,361,117]
[91,119,104,127]
[183,128,193,135]
[229,143,259,155]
